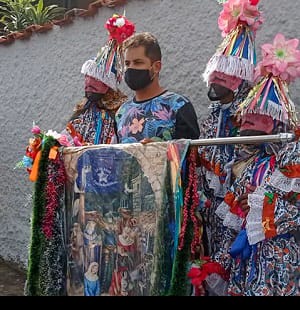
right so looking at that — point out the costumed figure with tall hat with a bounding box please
[209,33,300,296]
[62,13,135,146]
[193,0,263,295]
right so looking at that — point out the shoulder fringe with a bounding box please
[203,54,254,85]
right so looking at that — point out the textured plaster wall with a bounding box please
[0,0,299,267]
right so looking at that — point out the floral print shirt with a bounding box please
[115,91,200,143]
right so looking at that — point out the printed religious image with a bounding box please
[64,146,174,296]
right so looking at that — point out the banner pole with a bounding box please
[62,133,295,154]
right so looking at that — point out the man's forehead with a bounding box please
[125,46,147,59]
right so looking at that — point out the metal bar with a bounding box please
[190,133,295,146]
[62,133,295,154]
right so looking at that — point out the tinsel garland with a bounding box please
[26,138,64,295]
[26,138,55,295]
[39,152,67,295]
[39,174,67,296]
[39,212,67,296]
[178,147,201,255]
[168,148,202,295]
[42,154,66,239]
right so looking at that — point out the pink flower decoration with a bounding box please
[58,134,71,147]
[73,136,83,147]
[218,0,263,36]
[256,33,300,83]
[31,125,41,135]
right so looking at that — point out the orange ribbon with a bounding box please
[29,146,58,182]
[29,150,41,182]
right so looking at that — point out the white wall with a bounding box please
[0,0,299,267]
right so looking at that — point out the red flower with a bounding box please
[105,14,135,44]
[187,257,229,289]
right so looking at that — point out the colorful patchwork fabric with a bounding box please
[215,146,300,296]
[65,101,117,145]
[198,83,251,196]
[197,83,250,258]
[228,234,300,296]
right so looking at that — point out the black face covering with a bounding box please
[207,83,233,101]
[85,92,104,102]
[125,68,153,91]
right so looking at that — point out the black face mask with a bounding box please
[207,83,233,101]
[125,68,154,91]
[85,92,104,102]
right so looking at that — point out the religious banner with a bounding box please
[63,141,189,296]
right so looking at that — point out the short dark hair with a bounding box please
[122,32,162,62]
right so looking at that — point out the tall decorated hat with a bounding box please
[238,33,300,129]
[81,13,135,91]
[203,0,263,91]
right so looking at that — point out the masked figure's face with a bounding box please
[207,71,242,103]
[240,113,275,136]
[207,83,234,102]
[84,75,109,101]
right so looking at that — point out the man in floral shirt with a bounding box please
[114,32,200,144]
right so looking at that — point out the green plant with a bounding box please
[0,0,34,32]
[25,0,65,25]
[0,0,65,33]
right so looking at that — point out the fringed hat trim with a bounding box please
[203,25,256,84]
[238,75,298,128]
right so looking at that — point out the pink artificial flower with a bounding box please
[58,134,71,147]
[73,136,83,147]
[31,125,41,135]
[218,0,262,36]
[257,33,300,83]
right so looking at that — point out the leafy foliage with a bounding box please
[0,0,65,33]
[0,0,34,32]
[25,0,65,25]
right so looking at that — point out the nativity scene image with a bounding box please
[64,147,169,296]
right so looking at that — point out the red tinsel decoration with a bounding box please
[178,148,201,254]
[178,179,190,250]
[42,153,66,239]
[189,148,201,255]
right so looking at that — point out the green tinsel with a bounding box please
[26,138,57,296]
[39,206,67,296]
[167,219,193,296]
